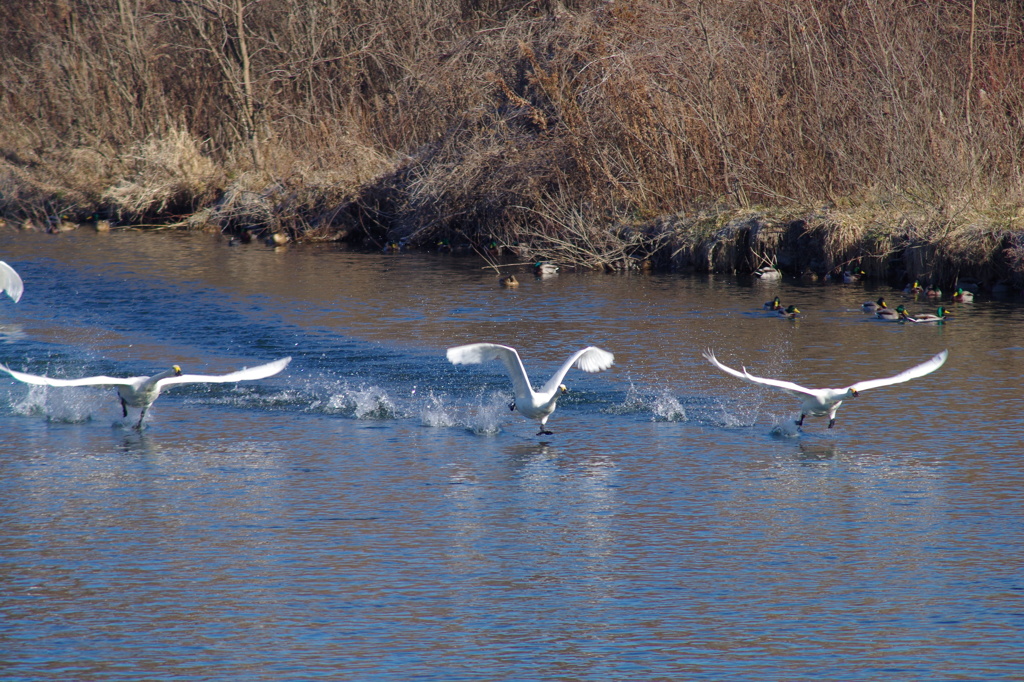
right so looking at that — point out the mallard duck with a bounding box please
[925,285,942,299]
[903,280,924,294]
[763,296,782,311]
[0,261,24,302]
[498,274,519,288]
[843,269,866,283]
[907,306,950,324]
[446,343,614,435]
[952,287,974,302]
[754,267,782,280]
[876,304,909,321]
[533,261,559,277]
[778,305,800,319]
[0,357,291,429]
[862,297,887,313]
[702,349,948,429]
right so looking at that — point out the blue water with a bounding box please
[1,229,1022,680]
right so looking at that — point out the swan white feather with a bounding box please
[0,357,291,427]
[702,349,947,428]
[0,261,24,302]
[447,343,614,435]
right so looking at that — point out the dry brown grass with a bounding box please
[103,129,223,219]
[1,0,1023,284]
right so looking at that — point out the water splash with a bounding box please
[605,381,687,422]
[12,385,97,423]
[650,390,686,422]
[466,391,509,436]
[325,384,399,420]
[420,391,457,428]
[769,420,802,438]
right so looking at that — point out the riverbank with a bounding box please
[2,1,1023,291]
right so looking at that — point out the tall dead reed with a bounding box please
[0,0,1022,281]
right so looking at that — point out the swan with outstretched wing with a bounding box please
[447,343,614,435]
[702,349,947,428]
[0,357,291,427]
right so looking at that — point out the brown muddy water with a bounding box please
[1,229,1022,680]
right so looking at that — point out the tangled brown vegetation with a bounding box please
[2,0,1023,289]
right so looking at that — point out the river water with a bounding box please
[1,229,1022,680]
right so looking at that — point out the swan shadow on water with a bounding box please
[794,441,842,462]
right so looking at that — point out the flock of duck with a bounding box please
[0,257,952,434]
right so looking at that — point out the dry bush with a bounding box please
[2,0,1024,277]
[104,129,224,219]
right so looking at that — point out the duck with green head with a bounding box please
[778,305,800,319]
[907,307,950,324]
[764,295,782,311]
[952,287,974,302]
[876,304,909,321]
[862,296,886,313]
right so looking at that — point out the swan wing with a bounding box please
[156,357,292,388]
[447,343,533,397]
[540,346,614,394]
[0,364,140,388]
[0,261,24,302]
[848,350,948,393]
[703,350,815,397]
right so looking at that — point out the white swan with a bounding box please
[0,357,291,427]
[447,343,614,435]
[0,261,24,302]
[702,349,947,429]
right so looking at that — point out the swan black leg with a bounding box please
[795,414,805,426]
[121,398,128,418]
[827,418,836,428]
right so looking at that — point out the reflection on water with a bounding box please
[0,229,1022,680]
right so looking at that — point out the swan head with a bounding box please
[559,384,568,394]
[849,389,859,398]
[173,365,182,376]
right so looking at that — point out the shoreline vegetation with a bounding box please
[2,0,1023,292]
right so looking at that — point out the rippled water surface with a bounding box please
[2,230,1023,680]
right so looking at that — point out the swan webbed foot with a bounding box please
[537,428,553,436]
[508,401,516,412]
[827,418,836,428]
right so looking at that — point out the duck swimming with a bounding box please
[906,306,950,324]
[778,305,800,319]
[763,296,782,311]
[862,297,887,313]
[533,262,559,278]
[952,287,974,302]
[876,304,909,321]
